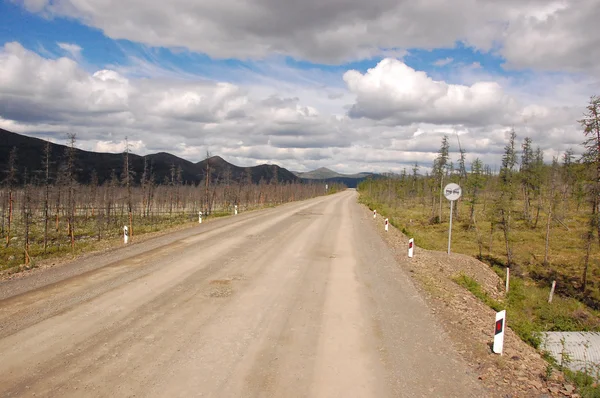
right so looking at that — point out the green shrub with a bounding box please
[452,273,505,312]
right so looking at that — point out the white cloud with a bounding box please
[433,57,453,67]
[94,139,146,153]
[57,42,82,59]
[0,42,590,174]
[344,58,520,126]
[15,0,597,75]
[501,1,600,74]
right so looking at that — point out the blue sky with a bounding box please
[0,0,598,173]
[0,0,509,85]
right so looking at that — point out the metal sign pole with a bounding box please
[443,183,462,256]
[448,200,453,254]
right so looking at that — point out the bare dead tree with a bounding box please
[204,151,211,215]
[4,147,18,247]
[544,157,560,266]
[65,133,77,251]
[141,157,149,217]
[22,168,32,265]
[42,140,52,252]
[121,137,135,239]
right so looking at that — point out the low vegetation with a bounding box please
[359,95,600,396]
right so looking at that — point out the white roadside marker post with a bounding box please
[385,218,389,232]
[235,205,238,215]
[506,268,510,293]
[548,280,557,303]
[199,211,202,224]
[493,310,506,355]
[444,183,462,255]
[373,209,377,219]
[408,238,414,258]
[123,225,129,244]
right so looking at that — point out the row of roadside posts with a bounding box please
[374,182,506,355]
[121,205,241,244]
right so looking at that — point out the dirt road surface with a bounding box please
[0,190,491,397]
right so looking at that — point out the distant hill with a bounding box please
[293,167,381,188]
[294,167,376,180]
[0,129,298,185]
[294,167,340,179]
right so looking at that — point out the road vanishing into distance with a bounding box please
[0,190,488,397]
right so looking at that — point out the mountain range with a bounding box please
[292,167,378,188]
[293,167,375,180]
[0,129,380,187]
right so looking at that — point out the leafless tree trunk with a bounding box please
[544,158,560,265]
[122,138,135,240]
[4,147,18,248]
[43,140,51,253]
[65,133,77,251]
[582,203,595,292]
[22,169,31,265]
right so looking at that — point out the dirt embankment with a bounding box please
[369,206,580,398]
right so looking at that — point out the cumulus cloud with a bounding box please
[0,42,589,174]
[344,59,519,126]
[16,0,599,74]
[0,42,355,155]
[0,42,130,120]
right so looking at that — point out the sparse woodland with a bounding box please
[0,137,342,272]
[359,95,600,313]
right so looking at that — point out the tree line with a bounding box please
[359,95,600,306]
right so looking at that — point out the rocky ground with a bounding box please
[369,205,581,398]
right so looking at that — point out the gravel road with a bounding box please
[0,190,490,397]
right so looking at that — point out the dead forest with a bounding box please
[0,134,338,271]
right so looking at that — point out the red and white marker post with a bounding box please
[408,238,414,258]
[123,225,129,244]
[199,211,202,224]
[373,209,377,219]
[384,218,389,232]
[493,310,506,355]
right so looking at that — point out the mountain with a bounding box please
[0,129,297,185]
[294,167,377,180]
[294,167,341,179]
[195,156,298,184]
[293,167,382,188]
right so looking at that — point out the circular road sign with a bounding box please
[444,183,462,201]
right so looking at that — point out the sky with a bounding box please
[0,0,599,174]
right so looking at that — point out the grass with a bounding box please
[453,273,505,312]
[454,270,600,396]
[1,193,331,273]
[563,368,600,398]
[359,194,600,308]
[0,210,233,273]
[360,191,600,396]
